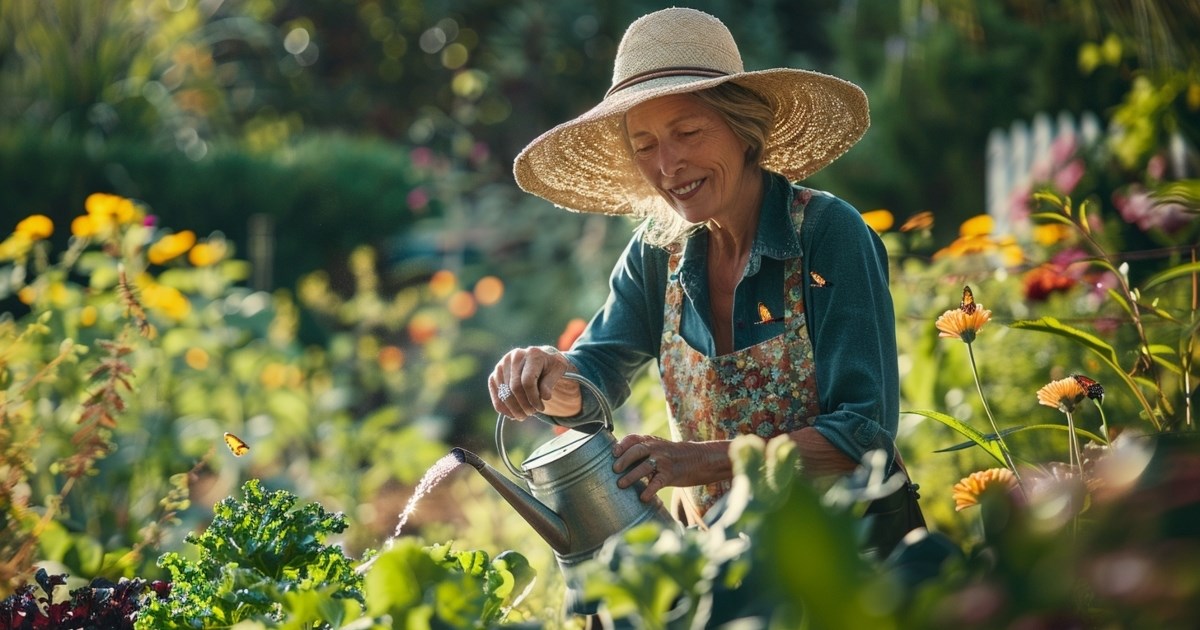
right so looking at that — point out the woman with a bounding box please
[490,7,923,553]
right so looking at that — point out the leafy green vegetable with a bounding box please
[363,538,534,629]
[134,479,365,630]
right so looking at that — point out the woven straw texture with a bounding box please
[513,8,870,217]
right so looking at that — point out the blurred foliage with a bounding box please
[1,0,1199,626]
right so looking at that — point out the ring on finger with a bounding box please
[498,383,513,401]
[646,456,658,473]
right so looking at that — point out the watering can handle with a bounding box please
[496,371,614,479]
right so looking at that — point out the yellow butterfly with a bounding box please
[223,432,250,457]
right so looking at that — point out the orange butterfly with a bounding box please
[809,271,831,288]
[959,285,977,315]
[223,432,250,457]
[756,302,782,324]
[899,211,934,232]
[1071,374,1104,402]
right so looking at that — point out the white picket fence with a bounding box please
[985,110,1105,238]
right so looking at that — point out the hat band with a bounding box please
[605,66,728,98]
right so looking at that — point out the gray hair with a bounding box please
[631,82,774,247]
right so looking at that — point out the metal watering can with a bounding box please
[451,372,676,614]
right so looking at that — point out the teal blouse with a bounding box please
[560,171,900,472]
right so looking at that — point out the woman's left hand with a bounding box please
[612,434,731,503]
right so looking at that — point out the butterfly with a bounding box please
[756,302,783,325]
[809,271,831,288]
[959,285,977,315]
[899,211,934,232]
[1071,374,1105,402]
[223,432,250,457]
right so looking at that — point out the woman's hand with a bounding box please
[489,345,580,419]
[613,435,732,503]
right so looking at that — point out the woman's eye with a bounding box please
[634,144,655,155]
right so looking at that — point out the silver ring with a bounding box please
[497,383,513,401]
[646,456,658,473]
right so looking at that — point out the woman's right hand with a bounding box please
[489,345,581,420]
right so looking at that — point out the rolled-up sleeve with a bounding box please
[555,231,666,423]
[800,194,900,472]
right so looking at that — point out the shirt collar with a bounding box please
[676,171,802,289]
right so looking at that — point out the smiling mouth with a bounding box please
[670,179,704,196]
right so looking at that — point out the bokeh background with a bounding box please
[2,0,1198,625]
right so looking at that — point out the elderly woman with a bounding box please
[490,7,923,552]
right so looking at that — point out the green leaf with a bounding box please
[905,409,1006,465]
[1106,288,1136,319]
[1008,423,1106,445]
[1142,261,1200,290]
[1031,191,1066,209]
[1151,179,1200,204]
[1029,212,1075,226]
[1077,199,1092,234]
[933,426,1024,452]
[1008,317,1120,365]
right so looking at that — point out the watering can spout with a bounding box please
[451,447,571,554]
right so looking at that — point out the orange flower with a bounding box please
[935,305,992,343]
[953,468,1018,511]
[557,317,588,351]
[1037,377,1087,413]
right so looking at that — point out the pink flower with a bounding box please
[1114,185,1193,235]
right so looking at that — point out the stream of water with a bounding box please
[382,452,462,550]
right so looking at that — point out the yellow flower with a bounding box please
[1037,377,1087,414]
[85,193,140,224]
[141,282,191,321]
[188,241,227,267]
[79,305,99,327]
[1033,223,1072,247]
[953,468,1019,511]
[935,304,992,343]
[148,230,196,265]
[0,233,33,260]
[17,286,37,305]
[71,215,97,238]
[861,209,894,233]
[959,214,994,237]
[185,347,210,370]
[15,215,54,240]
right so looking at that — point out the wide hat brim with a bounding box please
[513,67,870,216]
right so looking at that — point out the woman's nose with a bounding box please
[658,143,685,177]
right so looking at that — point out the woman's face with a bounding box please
[625,93,756,224]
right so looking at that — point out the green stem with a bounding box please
[1065,410,1084,484]
[967,342,1023,487]
[1095,403,1111,445]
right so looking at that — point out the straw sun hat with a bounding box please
[513,7,870,217]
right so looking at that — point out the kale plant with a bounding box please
[134,479,365,629]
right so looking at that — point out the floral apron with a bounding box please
[659,193,821,517]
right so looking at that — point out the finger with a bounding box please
[612,434,648,459]
[613,439,654,473]
[494,351,533,419]
[518,348,563,413]
[535,346,568,403]
[640,474,664,503]
[616,455,658,489]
